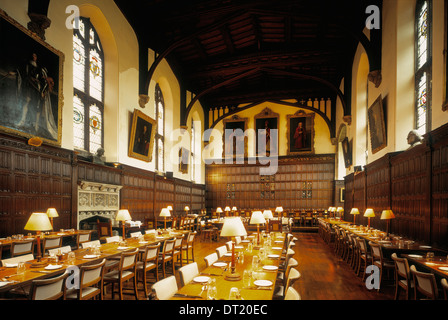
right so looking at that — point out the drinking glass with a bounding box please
[252,255,259,271]
[243,270,251,287]
[426,252,434,261]
[67,252,75,265]
[238,251,244,264]
[229,287,239,300]
[17,262,26,276]
[247,242,253,253]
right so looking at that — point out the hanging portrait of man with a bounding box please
[128,109,157,162]
[287,110,315,155]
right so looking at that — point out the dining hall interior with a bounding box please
[0,0,447,306]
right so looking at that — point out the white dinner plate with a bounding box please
[274,240,283,244]
[241,240,250,243]
[4,263,17,268]
[262,265,278,271]
[45,264,62,270]
[235,246,244,249]
[419,245,432,249]
[139,241,149,244]
[117,247,130,250]
[267,254,280,259]
[213,262,227,267]
[438,267,448,272]
[224,253,233,257]
[193,276,210,283]
[254,280,273,287]
[408,254,423,259]
[271,247,282,250]
[83,255,100,259]
[0,281,12,288]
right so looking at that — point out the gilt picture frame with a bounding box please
[128,109,157,162]
[179,147,189,174]
[254,107,279,157]
[222,115,248,159]
[368,95,387,154]
[0,9,64,146]
[286,110,315,155]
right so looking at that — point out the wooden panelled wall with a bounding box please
[205,154,335,211]
[344,123,448,250]
[0,133,205,237]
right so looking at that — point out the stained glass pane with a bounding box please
[89,104,102,154]
[157,138,164,172]
[191,124,195,180]
[78,19,85,39]
[157,101,164,135]
[89,27,95,45]
[89,49,103,102]
[73,34,85,92]
[417,1,428,68]
[73,95,85,150]
[416,73,427,135]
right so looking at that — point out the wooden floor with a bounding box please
[104,231,396,300]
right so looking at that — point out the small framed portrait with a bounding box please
[368,95,387,154]
[0,10,64,146]
[222,115,248,159]
[341,137,353,168]
[254,107,279,157]
[179,147,189,174]
[286,110,315,155]
[128,109,157,162]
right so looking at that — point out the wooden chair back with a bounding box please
[441,278,448,300]
[204,252,218,267]
[42,236,63,253]
[151,275,178,300]
[72,258,106,300]
[97,220,112,238]
[76,231,92,249]
[410,265,438,299]
[11,239,35,257]
[29,272,69,300]
[178,262,199,287]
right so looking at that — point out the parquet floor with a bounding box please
[104,231,396,300]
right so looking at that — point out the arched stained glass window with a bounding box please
[155,84,165,172]
[73,17,104,153]
[191,119,196,181]
[415,0,432,135]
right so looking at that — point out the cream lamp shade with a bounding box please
[250,211,266,225]
[232,206,237,211]
[364,208,375,218]
[116,209,132,221]
[275,206,283,213]
[350,208,360,215]
[263,210,273,219]
[381,209,395,220]
[167,205,173,211]
[220,217,247,237]
[46,208,59,218]
[216,207,223,213]
[337,207,344,213]
[160,208,171,217]
[24,212,53,231]
[224,206,231,212]
[184,206,190,211]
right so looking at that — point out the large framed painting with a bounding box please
[341,137,353,168]
[222,115,248,159]
[128,109,157,162]
[179,147,189,174]
[286,110,315,155]
[254,107,279,157]
[368,95,387,154]
[0,10,64,146]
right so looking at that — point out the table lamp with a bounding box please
[184,206,190,215]
[220,217,247,281]
[216,207,223,219]
[336,207,344,219]
[263,210,274,232]
[381,209,395,238]
[364,208,375,229]
[167,205,173,211]
[224,206,231,216]
[275,206,283,218]
[46,208,59,228]
[116,209,132,240]
[250,211,266,245]
[350,208,360,224]
[232,206,237,216]
[160,207,171,230]
[24,212,53,264]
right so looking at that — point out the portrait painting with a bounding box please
[179,147,189,174]
[128,109,157,162]
[368,95,387,154]
[286,110,315,155]
[0,10,64,146]
[341,137,353,168]
[222,115,248,159]
[254,107,279,157]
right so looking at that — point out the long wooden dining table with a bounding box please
[172,232,286,301]
[403,253,448,278]
[0,230,188,295]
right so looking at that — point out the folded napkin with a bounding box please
[4,263,18,268]
[0,281,11,287]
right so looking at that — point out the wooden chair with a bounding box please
[11,239,35,257]
[105,235,121,243]
[178,262,200,287]
[441,278,448,300]
[76,231,92,250]
[151,275,178,300]
[158,238,175,278]
[130,231,142,238]
[81,240,101,248]
[66,259,106,300]
[97,220,113,242]
[48,246,72,256]
[390,253,413,300]
[369,241,395,290]
[410,265,439,300]
[215,245,228,259]
[269,219,282,232]
[103,248,139,300]
[1,254,34,267]
[173,235,184,268]
[42,236,63,254]
[356,238,371,280]
[274,263,301,300]
[171,217,178,230]
[284,286,301,300]
[204,252,218,267]
[136,243,161,298]
[182,231,196,264]
[29,272,69,300]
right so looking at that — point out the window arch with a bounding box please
[154,84,165,172]
[415,0,432,135]
[73,17,104,153]
[191,119,196,181]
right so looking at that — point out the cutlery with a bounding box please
[242,286,272,291]
[200,272,222,276]
[31,270,52,273]
[173,293,203,299]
